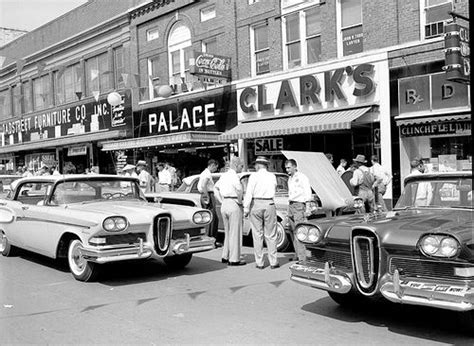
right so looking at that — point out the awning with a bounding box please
[101,131,229,151]
[0,129,127,155]
[219,107,372,140]
[395,112,471,125]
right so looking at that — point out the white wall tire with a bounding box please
[0,231,16,257]
[275,222,290,252]
[67,239,98,282]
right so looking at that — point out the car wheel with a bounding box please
[67,239,99,282]
[328,291,366,306]
[275,222,291,252]
[0,231,16,257]
[163,253,192,269]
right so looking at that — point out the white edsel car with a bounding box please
[0,174,215,281]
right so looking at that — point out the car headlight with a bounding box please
[419,234,460,258]
[193,211,212,224]
[296,224,322,244]
[102,216,128,232]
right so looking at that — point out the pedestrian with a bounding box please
[214,157,246,266]
[39,165,50,176]
[165,161,177,190]
[349,154,375,213]
[121,164,137,177]
[409,157,432,206]
[198,159,220,246]
[136,160,153,193]
[23,167,34,178]
[285,159,312,262]
[243,156,279,269]
[369,155,391,211]
[156,162,172,192]
[325,153,334,166]
[336,158,347,175]
[51,165,60,175]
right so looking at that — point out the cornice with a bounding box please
[129,0,176,19]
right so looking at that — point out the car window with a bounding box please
[16,182,53,205]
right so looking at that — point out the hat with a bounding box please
[353,155,367,164]
[122,164,136,171]
[136,160,147,167]
[255,156,270,165]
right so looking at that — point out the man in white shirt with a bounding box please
[156,162,172,192]
[285,159,312,262]
[409,158,433,206]
[214,157,246,266]
[136,160,152,193]
[369,155,392,211]
[243,156,279,269]
[198,159,219,244]
[336,158,347,176]
[350,154,375,212]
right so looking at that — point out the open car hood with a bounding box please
[282,151,353,210]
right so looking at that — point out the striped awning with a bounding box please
[395,112,471,125]
[219,107,372,140]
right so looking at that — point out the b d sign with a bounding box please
[255,138,283,155]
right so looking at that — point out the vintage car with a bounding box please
[0,174,215,281]
[0,175,21,199]
[147,151,362,252]
[289,171,473,330]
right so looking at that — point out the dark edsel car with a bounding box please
[289,171,473,332]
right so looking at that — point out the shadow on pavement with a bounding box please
[301,296,473,342]
[14,248,70,273]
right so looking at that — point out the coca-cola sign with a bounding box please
[190,51,231,79]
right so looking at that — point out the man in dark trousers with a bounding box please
[198,159,220,246]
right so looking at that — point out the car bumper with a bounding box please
[380,270,474,312]
[79,239,153,264]
[169,235,215,255]
[290,262,353,294]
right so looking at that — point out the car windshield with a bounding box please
[51,179,144,205]
[395,177,473,210]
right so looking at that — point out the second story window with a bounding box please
[340,0,363,56]
[22,80,32,114]
[423,0,453,39]
[0,89,11,121]
[202,38,217,54]
[12,84,22,117]
[283,5,321,69]
[148,56,161,99]
[200,5,216,22]
[33,74,51,111]
[85,52,112,97]
[168,23,192,94]
[54,64,81,105]
[114,47,126,89]
[251,23,270,76]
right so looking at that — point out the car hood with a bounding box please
[282,151,353,210]
[324,208,473,248]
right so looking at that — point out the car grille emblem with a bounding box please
[154,215,171,255]
[352,235,376,291]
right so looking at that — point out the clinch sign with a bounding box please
[238,63,377,118]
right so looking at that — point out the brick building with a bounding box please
[0,0,470,204]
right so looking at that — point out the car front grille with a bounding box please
[101,233,146,246]
[153,214,171,255]
[389,257,474,280]
[172,228,203,240]
[307,248,352,270]
[352,229,380,295]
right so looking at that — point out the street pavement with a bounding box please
[1,246,472,344]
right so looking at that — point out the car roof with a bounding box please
[0,175,22,178]
[14,174,139,184]
[404,171,472,184]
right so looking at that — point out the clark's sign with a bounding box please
[0,90,132,147]
[189,52,231,79]
[444,22,470,83]
[134,91,237,137]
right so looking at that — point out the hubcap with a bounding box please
[70,242,86,273]
[0,233,6,252]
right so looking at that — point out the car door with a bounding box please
[14,181,54,256]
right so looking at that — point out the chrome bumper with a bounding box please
[169,235,215,255]
[290,262,353,294]
[79,239,153,264]
[380,270,474,312]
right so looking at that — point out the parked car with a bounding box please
[0,174,214,281]
[0,175,21,199]
[289,171,473,331]
[146,152,362,252]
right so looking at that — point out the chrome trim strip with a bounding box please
[17,217,92,229]
[79,245,153,263]
[353,235,375,289]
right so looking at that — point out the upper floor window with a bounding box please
[283,6,321,69]
[168,23,192,94]
[200,5,216,22]
[423,0,453,39]
[340,0,363,56]
[22,80,32,114]
[0,89,11,121]
[202,38,217,54]
[12,84,22,117]
[251,23,270,76]
[114,47,126,89]
[54,64,81,105]
[85,52,112,97]
[147,28,160,41]
[148,56,161,99]
[33,74,51,111]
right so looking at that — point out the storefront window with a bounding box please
[430,136,472,171]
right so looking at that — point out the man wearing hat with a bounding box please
[350,154,375,212]
[243,156,279,269]
[136,160,153,193]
